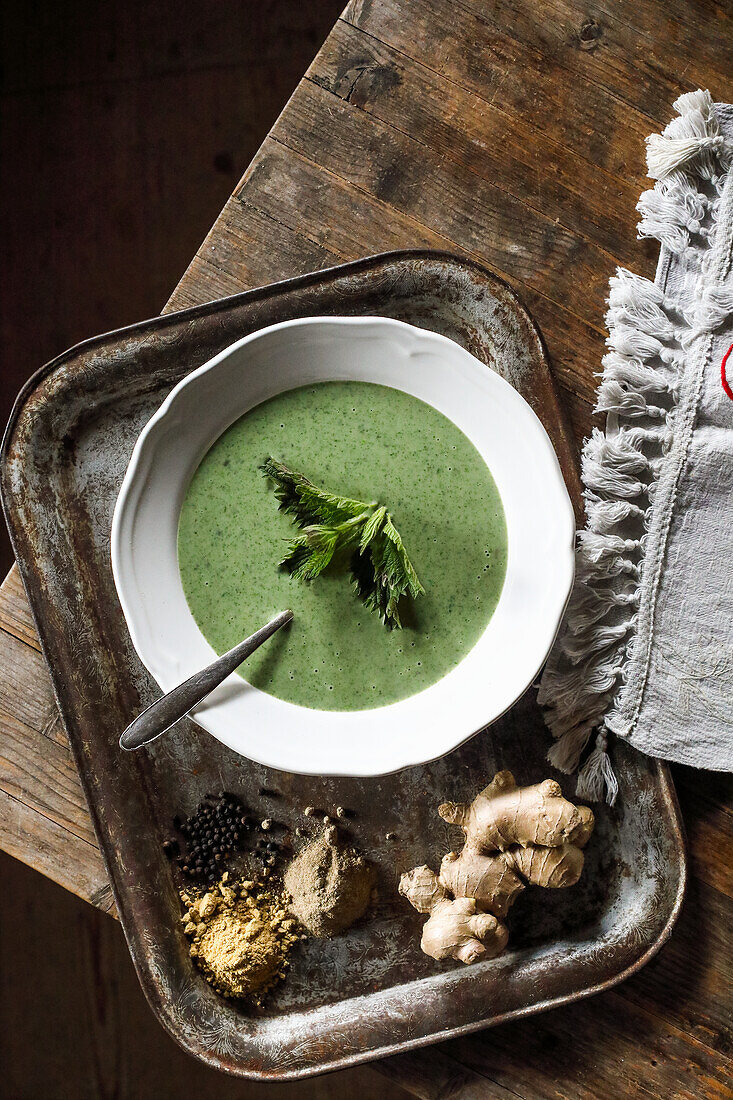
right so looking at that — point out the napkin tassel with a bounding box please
[638,177,711,254]
[644,89,730,182]
[576,731,619,805]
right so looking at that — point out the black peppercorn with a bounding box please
[169,792,254,880]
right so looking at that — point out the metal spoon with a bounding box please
[119,610,293,751]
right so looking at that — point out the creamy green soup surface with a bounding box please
[178,381,507,711]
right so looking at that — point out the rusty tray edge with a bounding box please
[1,250,687,1080]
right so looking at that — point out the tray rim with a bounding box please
[0,249,687,1079]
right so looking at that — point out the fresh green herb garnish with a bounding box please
[260,457,424,629]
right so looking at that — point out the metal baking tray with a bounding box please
[1,251,686,1079]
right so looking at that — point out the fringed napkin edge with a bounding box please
[539,90,733,804]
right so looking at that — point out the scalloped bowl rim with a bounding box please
[111,316,574,775]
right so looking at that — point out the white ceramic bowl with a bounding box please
[112,317,574,775]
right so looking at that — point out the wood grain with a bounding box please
[1,0,731,1095]
[313,19,642,263]
[343,0,655,179]
[445,988,732,1100]
[0,566,40,650]
[271,79,614,328]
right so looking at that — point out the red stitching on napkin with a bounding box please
[723,344,733,402]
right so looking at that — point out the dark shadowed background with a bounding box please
[0,3,410,1095]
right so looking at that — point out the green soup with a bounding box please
[178,381,507,710]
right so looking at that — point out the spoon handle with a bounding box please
[119,610,293,751]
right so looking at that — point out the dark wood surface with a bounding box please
[1,0,731,1095]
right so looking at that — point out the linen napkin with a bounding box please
[539,90,733,803]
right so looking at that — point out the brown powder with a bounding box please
[284,827,376,937]
[180,874,303,1002]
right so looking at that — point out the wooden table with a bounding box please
[1,1,731,1094]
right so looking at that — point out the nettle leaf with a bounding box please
[359,505,387,552]
[261,457,423,629]
[260,457,367,528]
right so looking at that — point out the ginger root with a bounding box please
[399,866,508,963]
[438,848,525,919]
[438,771,593,851]
[399,771,593,963]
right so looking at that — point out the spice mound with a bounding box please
[166,792,253,885]
[181,875,301,1002]
[284,826,375,937]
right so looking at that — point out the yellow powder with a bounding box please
[180,874,302,1002]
